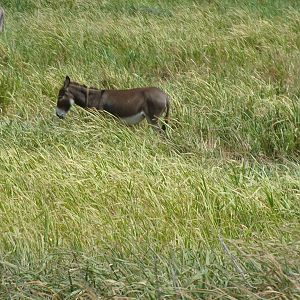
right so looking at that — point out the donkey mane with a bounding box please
[70,81,99,91]
[58,81,98,99]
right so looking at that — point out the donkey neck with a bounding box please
[70,84,104,109]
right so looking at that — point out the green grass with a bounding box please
[0,0,300,298]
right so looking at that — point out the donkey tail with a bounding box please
[161,96,170,131]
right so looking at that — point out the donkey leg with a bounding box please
[146,115,158,127]
[144,99,165,132]
[145,114,164,133]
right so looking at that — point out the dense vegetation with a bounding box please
[0,0,299,298]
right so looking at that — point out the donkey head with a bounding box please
[56,76,75,119]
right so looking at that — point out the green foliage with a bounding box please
[0,0,299,298]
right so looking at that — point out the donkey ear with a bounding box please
[64,76,70,89]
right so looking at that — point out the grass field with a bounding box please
[0,0,300,298]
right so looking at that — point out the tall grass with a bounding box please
[0,0,300,298]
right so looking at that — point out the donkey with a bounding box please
[56,76,170,130]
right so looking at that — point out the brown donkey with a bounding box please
[56,76,170,130]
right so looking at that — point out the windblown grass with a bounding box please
[0,0,299,298]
